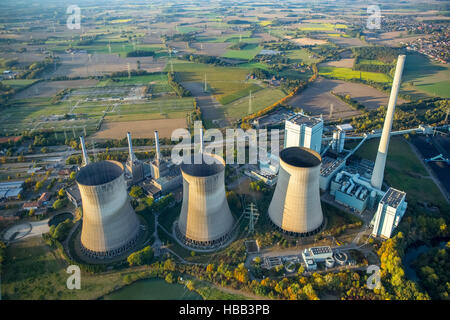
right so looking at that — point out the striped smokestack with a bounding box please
[154,130,161,163]
[80,136,89,166]
[371,55,406,189]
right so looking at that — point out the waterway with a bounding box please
[102,278,203,300]
[403,240,447,282]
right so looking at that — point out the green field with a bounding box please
[352,136,449,210]
[68,39,165,57]
[358,59,389,65]
[166,60,252,101]
[1,236,243,300]
[196,31,260,44]
[224,87,286,119]
[2,79,37,89]
[401,53,450,98]
[299,23,348,31]
[285,49,320,65]
[218,83,263,105]
[222,43,262,60]
[0,97,101,136]
[96,74,171,94]
[319,66,391,83]
[176,26,202,34]
[105,97,195,122]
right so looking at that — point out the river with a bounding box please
[102,279,203,300]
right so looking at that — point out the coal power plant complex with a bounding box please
[175,153,236,251]
[268,147,324,236]
[75,160,142,259]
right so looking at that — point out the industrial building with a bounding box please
[147,130,182,196]
[284,113,323,153]
[66,185,81,208]
[0,181,24,200]
[175,153,235,251]
[371,187,407,239]
[320,156,346,191]
[268,147,324,236]
[332,124,353,154]
[301,246,334,271]
[76,160,141,259]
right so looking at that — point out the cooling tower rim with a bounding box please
[76,160,124,187]
[180,153,226,177]
[280,147,322,168]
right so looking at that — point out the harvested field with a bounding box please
[93,118,187,140]
[321,78,407,108]
[369,31,433,47]
[288,37,328,46]
[319,58,355,68]
[326,36,365,47]
[288,77,361,120]
[289,77,408,120]
[47,53,166,78]
[12,79,98,99]
[191,42,230,56]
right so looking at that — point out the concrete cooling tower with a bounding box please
[76,160,141,259]
[175,153,235,250]
[268,147,324,236]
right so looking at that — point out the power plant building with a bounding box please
[268,147,324,236]
[371,187,407,239]
[147,131,182,196]
[76,160,141,259]
[319,156,346,191]
[284,113,323,153]
[175,153,235,250]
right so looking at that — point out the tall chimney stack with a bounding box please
[127,132,135,162]
[199,127,204,154]
[80,136,89,166]
[154,130,161,163]
[371,55,406,189]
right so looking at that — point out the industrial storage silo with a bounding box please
[76,160,141,258]
[268,147,324,236]
[175,153,235,250]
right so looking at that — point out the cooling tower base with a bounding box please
[70,221,149,264]
[173,221,237,252]
[270,219,325,238]
[79,229,141,260]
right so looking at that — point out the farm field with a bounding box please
[224,87,286,120]
[317,78,407,109]
[222,44,262,60]
[12,79,99,99]
[105,98,195,122]
[217,83,263,105]
[93,118,187,140]
[1,79,37,89]
[298,23,348,31]
[285,49,320,65]
[168,60,251,102]
[401,53,450,98]
[0,97,101,136]
[288,77,362,120]
[319,66,392,83]
[47,53,166,78]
